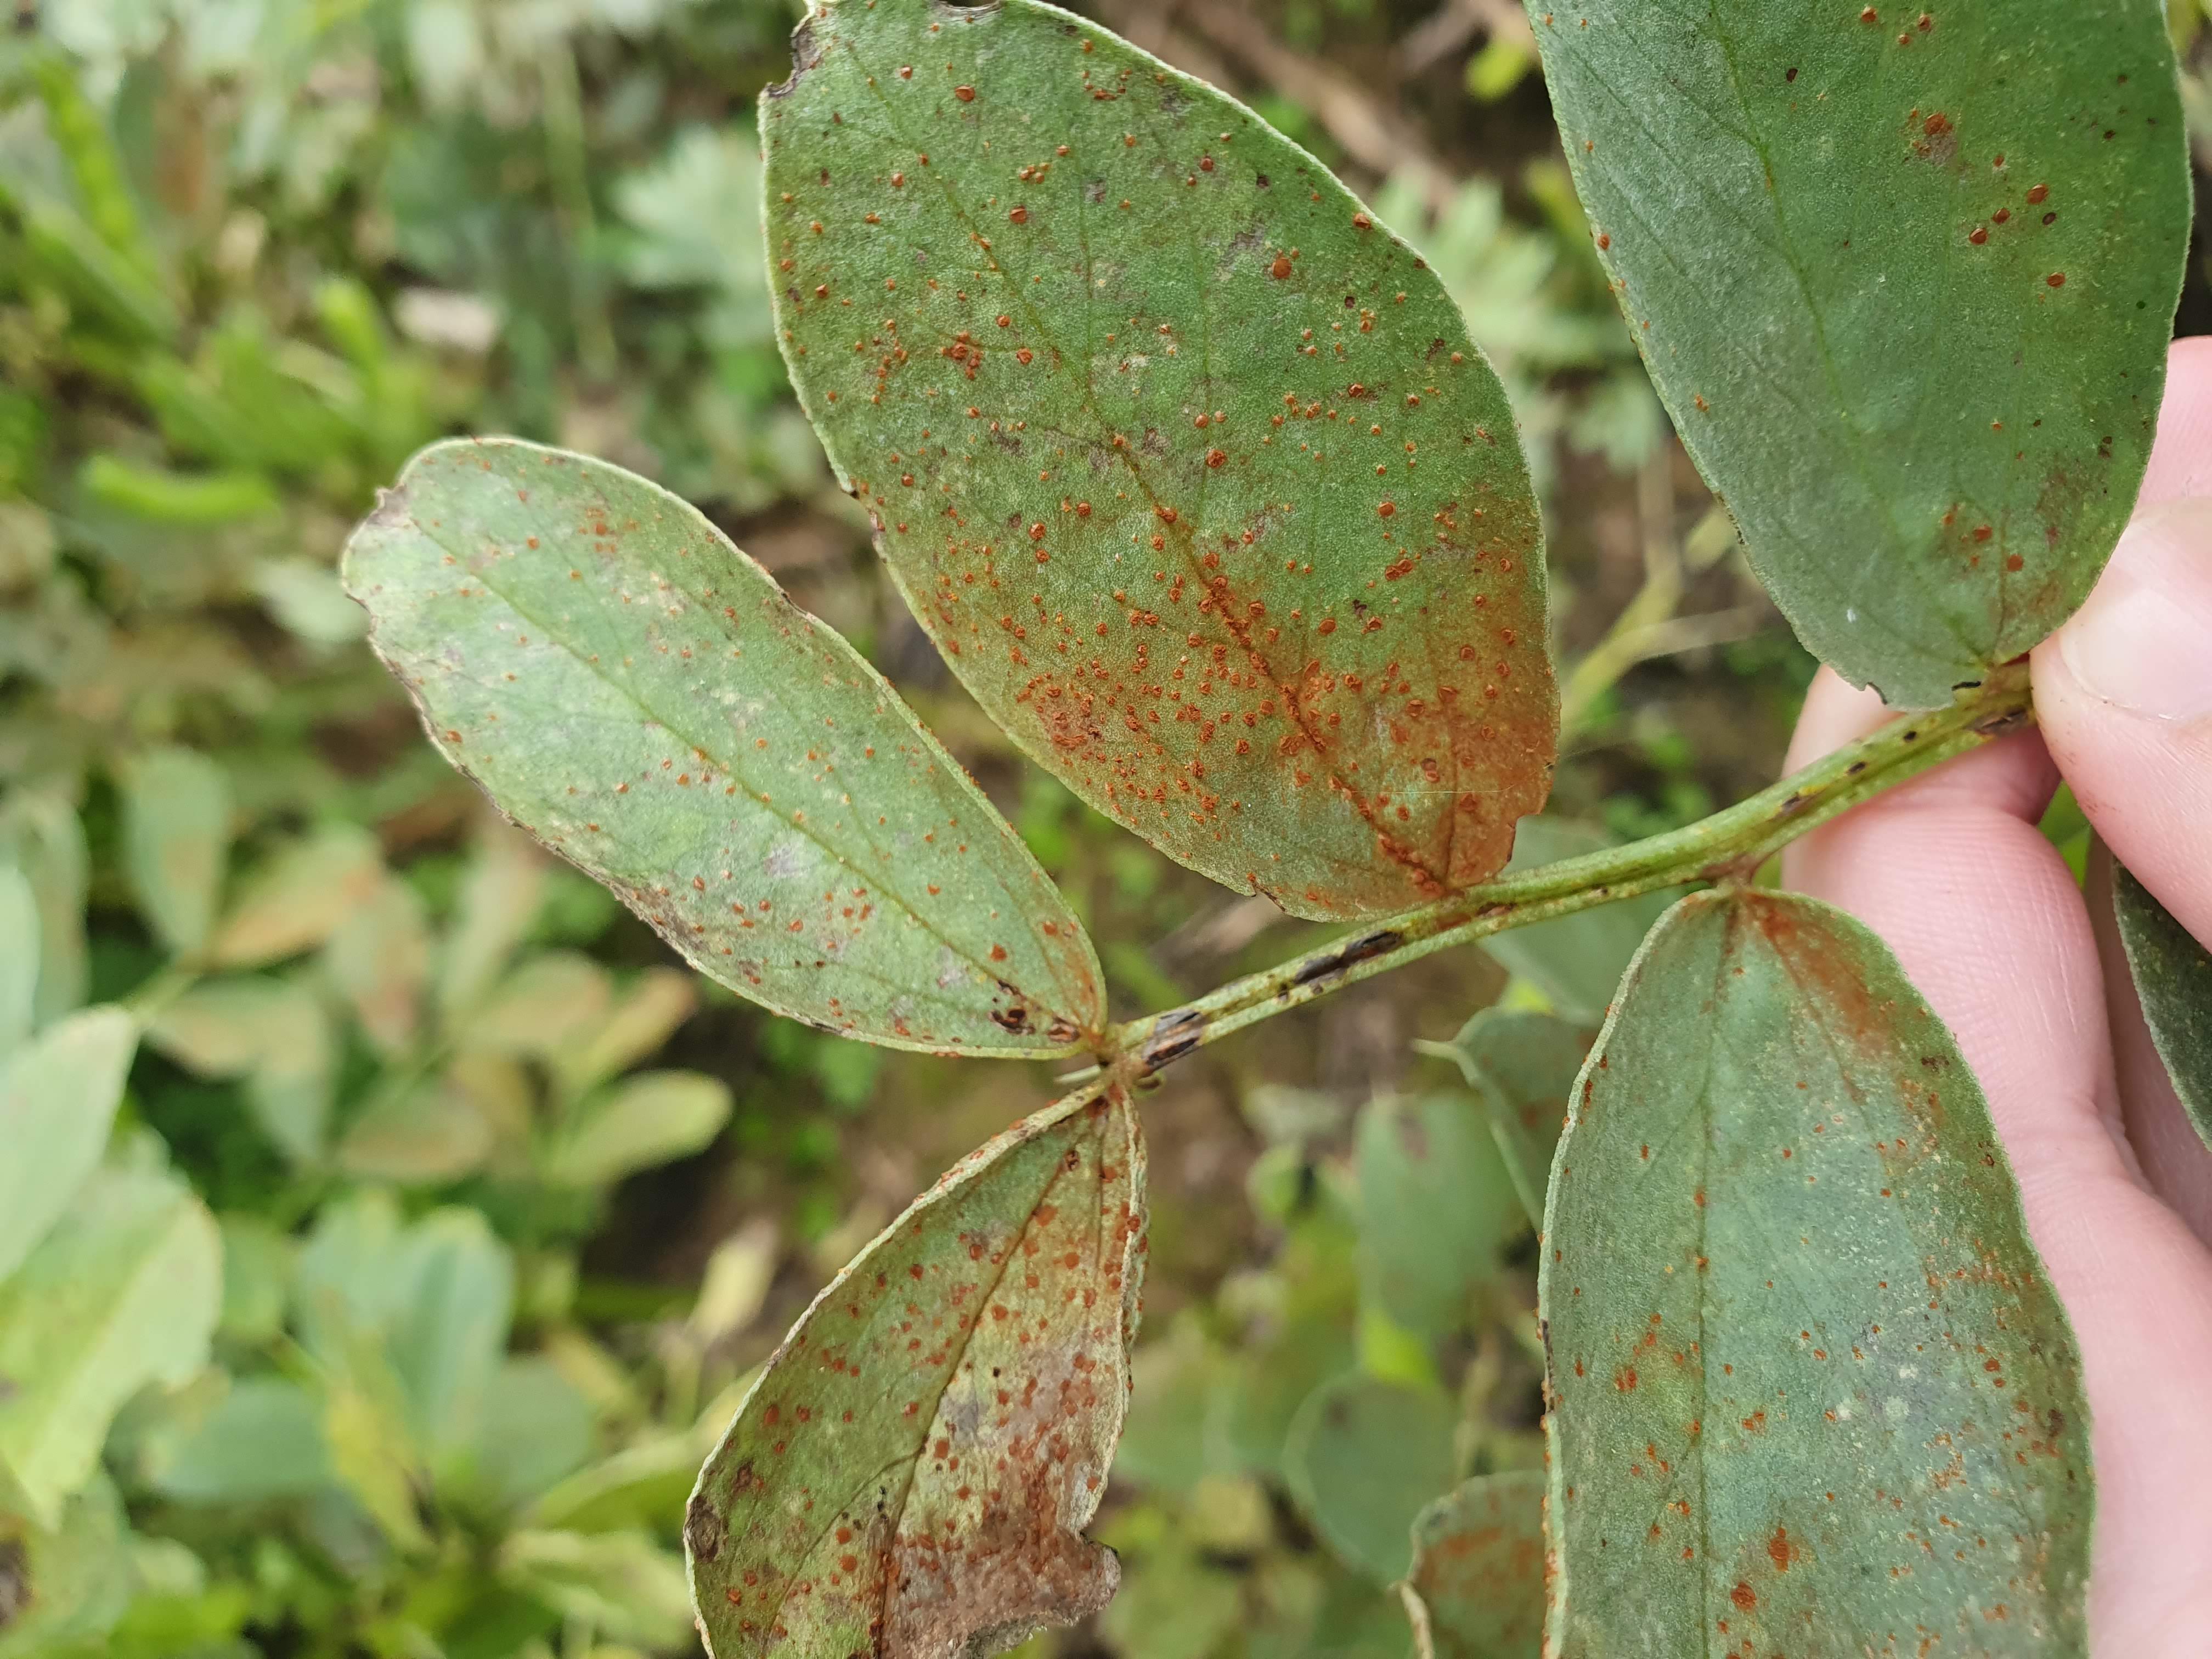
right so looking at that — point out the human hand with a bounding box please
[1780,337,2212,1651]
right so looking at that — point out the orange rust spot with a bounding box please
[1271,253,1293,279]
[955,85,975,101]
[1731,1582,1758,1612]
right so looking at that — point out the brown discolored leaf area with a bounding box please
[764,0,1556,919]
[686,1082,1146,1658]
[1543,890,2092,1656]
[1400,1472,1546,1659]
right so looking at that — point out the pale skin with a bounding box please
[1783,337,2212,1651]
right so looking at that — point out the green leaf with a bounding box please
[764,0,1557,920]
[0,792,88,1026]
[335,1076,493,1184]
[464,951,613,1058]
[151,1378,332,1504]
[1355,1091,1520,1340]
[116,747,232,957]
[686,1082,1146,1658]
[344,438,1105,1056]
[1542,890,2092,1655]
[146,978,332,1166]
[452,1357,596,1515]
[1525,2,2189,707]
[541,1070,731,1187]
[551,967,695,1096]
[0,1166,222,1527]
[1424,1007,1590,1226]
[2112,863,2212,1152]
[1285,1375,1455,1583]
[0,1007,137,1284]
[437,825,548,1020]
[1101,1545,1243,1659]
[206,823,383,969]
[0,871,37,1059]
[501,1529,693,1648]
[387,1209,515,1473]
[0,1474,133,1659]
[1479,819,1673,1023]
[323,877,432,1057]
[1400,1472,1545,1659]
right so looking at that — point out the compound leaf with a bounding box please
[2112,862,2212,1152]
[765,0,1556,919]
[345,438,1104,1056]
[685,1082,1146,1658]
[1542,890,2091,1656]
[1401,1471,1547,1659]
[1526,1,2189,707]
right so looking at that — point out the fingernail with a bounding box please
[2056,497,2212,721]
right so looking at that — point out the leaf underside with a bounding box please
[342,437,1103,1056]
[2112,862,2212,1152]
[685,1082,1146,1659]
[764,0,1557,919]
[1401,1471,1547,1659]
[1526,0,2188,707]
[1542,890,2092,1657]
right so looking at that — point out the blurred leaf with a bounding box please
[1286,1375,1455,1583]
[613,125,772,348]
[324,877,433,1056]
[766,0,1556,920]
[0,1006,137,1283]
[323,1366,430,1555]
[1421,1007,1590,1226]
[553,967,693,1096]
[1543,891,2091,1653]
[252,557,368,647]
[1400,1472,1545,1659]
[387,1207,515,1472]
[541,1070,729,1187]
[2112,863,2212,1151]
[206,823,383,968]
[438,824,548,1020]
[0,871,33,1059]
[216,1214,292,1344]
[688,1084,1145,1658]
[0,792,88,1025]
[467,951,613,1058]
[146,978,332,1165]
[1355,1091,1520,1340]
[117,747,232,957]
[499,1530,692,1647]
[686,1218,777,1345]
[335,1075,493,1184]
[343,438,1105,1053]
[1115,1316,1231,1496]
[453,1357,595,1516]
[152,1377,332,1504]
[0,1473,133,1659]
[1527,1,2187,706]
[1479,820,1674,1023]
[525,1431,708,1537]
[0,1165,222,1527]
[1102,1545,1243,1659]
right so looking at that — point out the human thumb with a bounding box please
[2032,494,2212,951]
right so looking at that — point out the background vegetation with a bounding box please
[4,1,2208,1655]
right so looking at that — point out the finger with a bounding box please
[2032,337,2212,952]
[2087,842,2212,1249]
[1782,669,2212,1648]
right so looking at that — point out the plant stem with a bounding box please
[1110,664,2033,1074]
